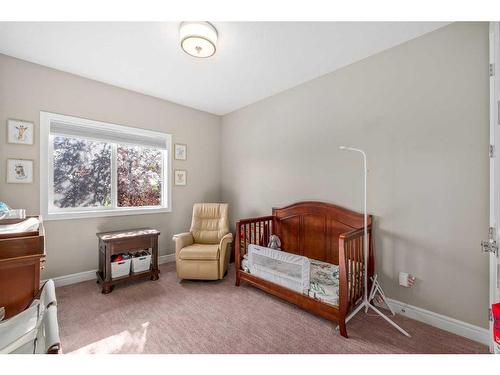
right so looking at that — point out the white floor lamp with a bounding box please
[339,146,410,337]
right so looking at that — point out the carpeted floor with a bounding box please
[56,262,488,354]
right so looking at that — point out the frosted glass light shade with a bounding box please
[179,22,217,58]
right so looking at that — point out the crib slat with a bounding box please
[350,239,354,304]
[357,236,361,300]
[349,240,354,304]
[354,237,359,301]
[346,241,352,303]
[244,224,248,254]
[351,238,355,303]
[356,237,363,298]
[262,221,265,244]
[352,240,356,304]
[360,235,368,302]
[360,236,364,300]
[354,238,358,303]
[241,223,244,256]
[250,222,253,246]
[249,223,251,247]
[356,237,361,301]
[360,235,364,300]
[359,236,363,300]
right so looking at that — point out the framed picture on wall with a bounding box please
[6,159,34,184]
[174,143,187,160]
[174,169,187,186]
[7,119,34,145]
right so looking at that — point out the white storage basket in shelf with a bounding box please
[111,258,131,279]
[131,254,152,273]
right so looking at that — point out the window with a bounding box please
[117,145,163,207]
[53,137,112,209]
[40,112,172,220]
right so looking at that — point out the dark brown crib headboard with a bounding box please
[272,201,372,265]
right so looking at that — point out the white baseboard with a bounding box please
[386,298,490,346]
[159,253,176,264]
[46,253,175,288]
[49,269,97,288]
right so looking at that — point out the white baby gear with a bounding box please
[243,244,341,305]
[246,244,310,294]
[0,279,60,354]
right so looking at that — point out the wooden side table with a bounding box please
[96,228,160,294]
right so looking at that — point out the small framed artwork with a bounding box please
[174,143,187,160]
[174,169,187,186]
[7,119,34,145]
[6,159,34,184]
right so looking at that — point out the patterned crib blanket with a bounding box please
[308,259,340,306]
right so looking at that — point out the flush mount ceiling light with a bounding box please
[179,22,218,58]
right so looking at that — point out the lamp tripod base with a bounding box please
[341,274,411,338]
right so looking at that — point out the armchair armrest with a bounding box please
[219,233,233,278]
[219,232,233,248]
[172,232,194,258]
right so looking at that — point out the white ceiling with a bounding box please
[0,22,448,115]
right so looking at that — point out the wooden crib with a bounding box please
[235,201,373,338]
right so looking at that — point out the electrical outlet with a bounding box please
[399,272,415,287]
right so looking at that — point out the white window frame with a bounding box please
[40,111,172,220]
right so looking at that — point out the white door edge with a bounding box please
[489,21,500,354]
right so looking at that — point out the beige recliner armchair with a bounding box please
[173,203,233,280]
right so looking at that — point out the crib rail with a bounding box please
[338,226,373,312]
[235,215,274,274]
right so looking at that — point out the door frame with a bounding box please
[489,21,500,353]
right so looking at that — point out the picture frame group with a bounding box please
[174,143,187,186]
[5,118,35,184]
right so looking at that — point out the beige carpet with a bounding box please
[56,262,488,354]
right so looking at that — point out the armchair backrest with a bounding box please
[190,203,229,244]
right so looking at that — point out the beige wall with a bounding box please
[0,54,222,279]
[221,22,490,328]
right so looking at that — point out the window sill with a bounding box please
[42,207,172,221]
